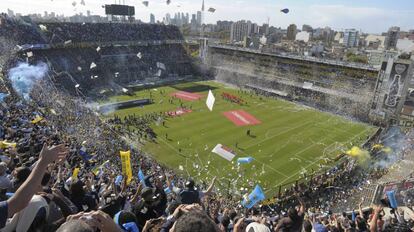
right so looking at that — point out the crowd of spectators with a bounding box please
[107,113,161,142]
[0,14,183,46]
[1,74,414,231]
[0,14,46,45]
[42,22,183,44]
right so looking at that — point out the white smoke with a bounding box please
[373,126,408,169]
[8,62,49,100]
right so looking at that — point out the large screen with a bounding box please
[105,4,135,16]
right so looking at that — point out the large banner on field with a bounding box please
[212,144,236,161]
[120,150,132,185]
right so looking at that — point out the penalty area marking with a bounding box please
[273,127,372,189]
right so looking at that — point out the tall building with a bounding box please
[150,13,155,24]
[165,13,171,24]
[7,9,14,17]
[185,13,190,24]
[201,0,205,25]
[217,21,233,31]
[302,24,313,32]
[259,23,269,36]
[287,24,297,40]
[196,11,202,26]
[343,29,359,48]
[322,27,334,45]
[250,23,259,35]
[230,20,252,42]
[385,26,400,50]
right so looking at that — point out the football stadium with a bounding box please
[0,2,414,231]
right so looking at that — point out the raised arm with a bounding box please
[358,202,364,218]
[297,195,305,215]
[369,205,383,232]
[7,143,68,217]
[203,176,217,196]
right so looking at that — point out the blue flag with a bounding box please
[386,190,398,209]
[79,149,92,161]
[352,211,356,221]
[115,175,123,186]
[164,187,172,194]
[241,185,265,209]
[0,93,9,102]
[237,157,254,164]
[122,222,139,232]
[138,169,146,187]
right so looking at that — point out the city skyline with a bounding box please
[1,0,414,33]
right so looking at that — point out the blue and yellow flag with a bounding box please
[241,184,265,209]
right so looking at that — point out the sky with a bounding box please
[1,0,413,33]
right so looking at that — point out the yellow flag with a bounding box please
[0,141,17,149]
[72,168,80,180]
[31,116,44,124]
[120,151,132,185]
[372,144,384,150]
[92,160,109,176]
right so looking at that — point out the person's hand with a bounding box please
[373,205,383,214]
[51,188,65,199]
[90,210,123,232]
[39,143,68,165]
[172,204,203,219]
[142,217,163,232]
[66,211,88,221]
[39,192,54,201]
[233,217,246,232]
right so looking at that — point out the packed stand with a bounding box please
[0,14,46,45]
[41,22,184,44]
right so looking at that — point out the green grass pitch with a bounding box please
[103,81,376,195]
